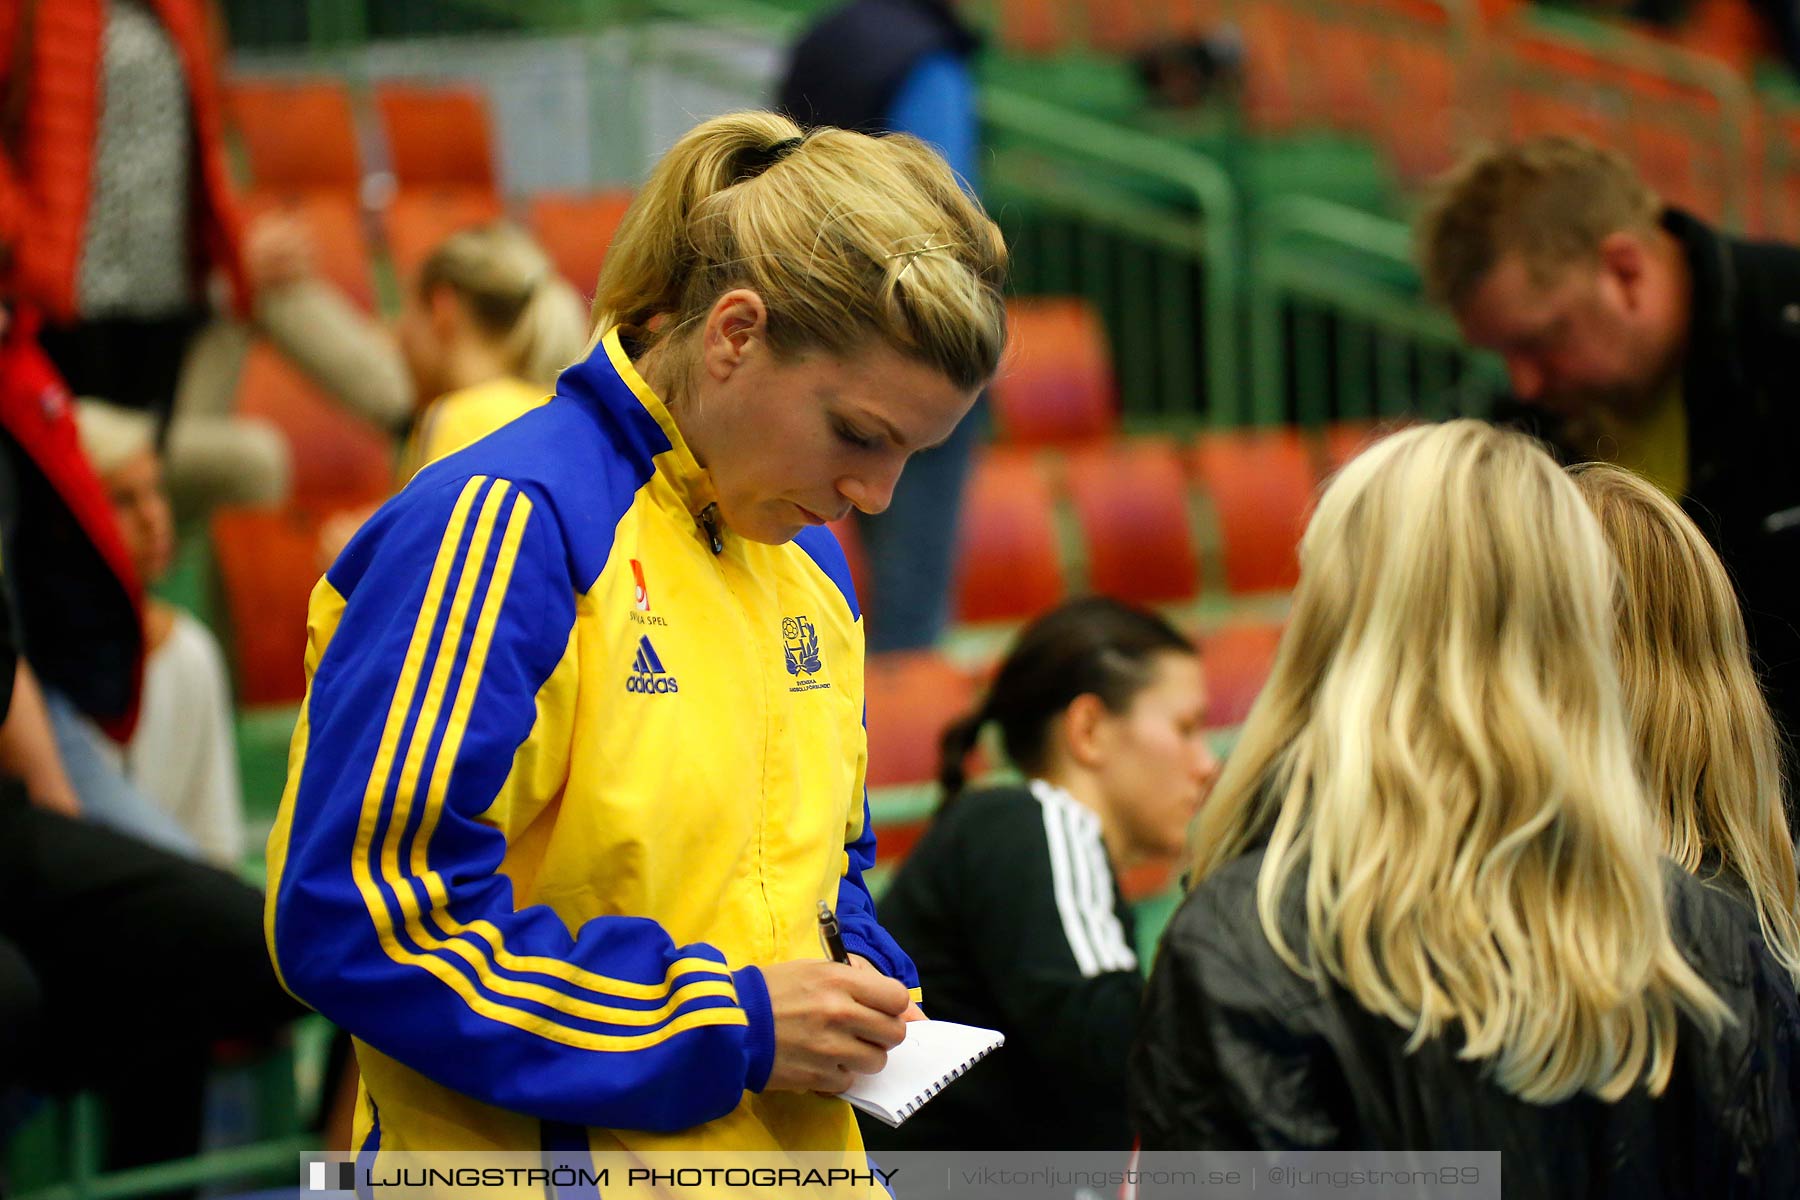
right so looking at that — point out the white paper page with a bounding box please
[843,1019,1004,1127]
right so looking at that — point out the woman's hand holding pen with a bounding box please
[846,954,927,1022]
[759,960,909,1094]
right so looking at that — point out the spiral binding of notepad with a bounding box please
[894,1043,999,1120]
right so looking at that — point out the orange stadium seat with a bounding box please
[1190,427,1315,593]
[241,189,378,312]
[1064,439,1200,604]
[1237,4,1303,131]
[1197,619,1285,727]
[227,78,361,198]
[1657,0,1773,75]
[525,189,636,298]
[990,298,1118,446]
[1117,858,1179,903]
[1081,0,1153,52]
[382,188,507,288]
[1229,0,1471,183]
[998,0,1064,55]
[234,344,395,506]
[1493,11,1754,229]
[954,449,1066,623]
[212,507,336,707]
[1168,0,1239,38]
[1320,417,1415,477]
[374,82,499,195]
[1758,102,1800,243]
[864,651,978,789]
[1360,0,1474,185]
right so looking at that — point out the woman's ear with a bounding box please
[1061,692,1111,771]
[700,288,769,382]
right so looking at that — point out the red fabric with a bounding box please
[0,0,248,321]
[0,308,144,739]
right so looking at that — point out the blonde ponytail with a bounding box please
[504,273,588,389]
[591,110,1007,394]
[418,223,587,389]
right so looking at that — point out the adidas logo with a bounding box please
[625,635,680,694]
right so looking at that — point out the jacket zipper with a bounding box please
[695,504,780,953]
[697,503,724,555]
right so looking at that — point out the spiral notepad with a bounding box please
[843,1020,1005,1127]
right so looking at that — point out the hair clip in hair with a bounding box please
[886,241,957,280]
[884,242,956,262]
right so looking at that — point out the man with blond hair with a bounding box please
[1417,134,1800,759]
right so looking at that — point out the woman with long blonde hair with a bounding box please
[1130,421,1800,1194]
[1571,462,1800,988]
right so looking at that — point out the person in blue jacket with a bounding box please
[778,0,986,653]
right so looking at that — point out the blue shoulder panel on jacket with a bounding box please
[336,344,671,596]
[793,524,861,623]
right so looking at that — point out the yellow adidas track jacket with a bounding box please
[266,329,918,1159]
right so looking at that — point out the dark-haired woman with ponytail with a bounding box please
[862,596,1220,1152]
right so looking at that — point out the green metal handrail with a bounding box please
[1250,193,1498,424]
[626,0,1247,422]
[234,0,1498,431]
[981,89,1242,425]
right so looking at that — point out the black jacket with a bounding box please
[1492,209,1800,754]
[775,0,979,134]
[1130,848,1800,1198]
[862,781,1142,1151]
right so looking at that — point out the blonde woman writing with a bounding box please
[267,111,1008,1165]
[1571,462,1800,991]
[1130,421,1800,1196]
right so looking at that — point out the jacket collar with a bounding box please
[1028,778,1103,838]
[569,327,718,518]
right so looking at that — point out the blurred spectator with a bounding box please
[2,0,246,426]
[0,332,300,1188]
[1131,423,1800,1191]
[0,3,411,519]
[864,597,1218,1153]
[1417,135,1800,775]
[1572,462,1800,988]
[1131,33,1245,110]
[394,222,585,477]
[0,303,142,747]
[165,209,414,520]
[316,222,585,565]
[777,0,986,651]
[0,307,197,856]
[76,399,245,868]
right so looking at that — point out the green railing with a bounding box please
[8,1025,330,1200]
[623,0,1245,422]
[1756,74,1800,244]
[223,0,1500,431]
[1249,195,1500,425]
[983,90,1243,425]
